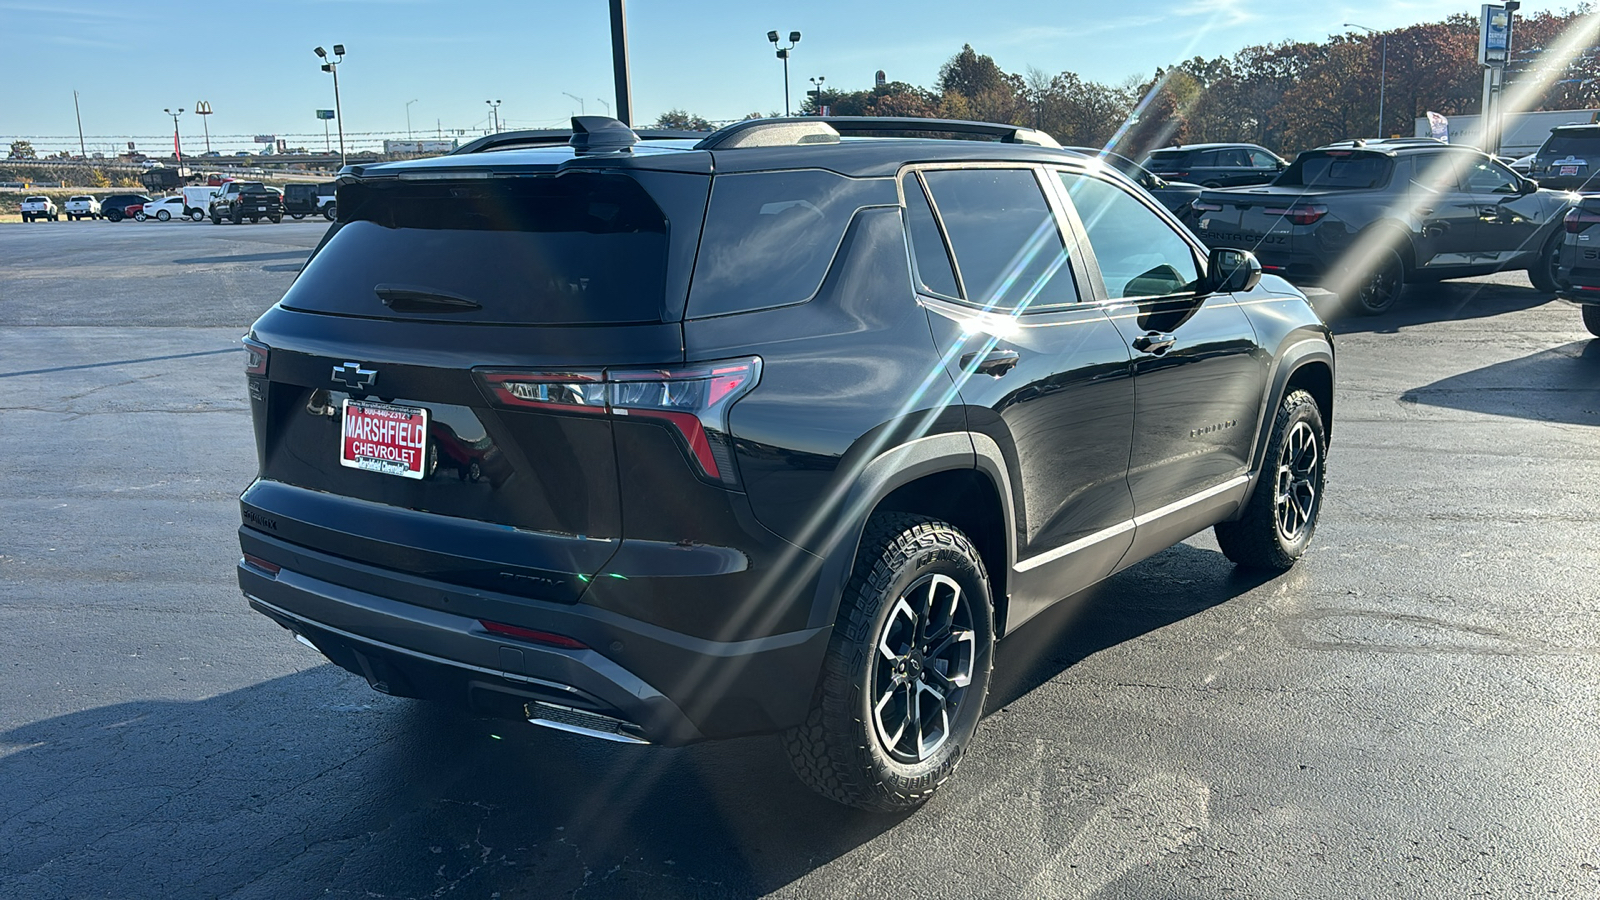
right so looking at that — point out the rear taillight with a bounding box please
[1564,208,1600,233]
[1191,199,1222,213]
[242,553,280,575]
[479,356,762,486]
[241,335,269,376]
[1265,204,1328,226]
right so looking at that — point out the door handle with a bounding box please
[960,348,1020,377]
[1132,332,1177,355]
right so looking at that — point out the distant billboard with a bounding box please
[315,109,335,120]
[253,134,276,144]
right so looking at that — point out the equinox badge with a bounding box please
[331,362,378,391]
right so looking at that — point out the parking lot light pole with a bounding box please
[562,92,586,116]
[486,99,501,133]
[1345,23,1387,137]
[809,75,826,114]
[406,99,418,139]
[195,101,213,155]
[163,107,184,163]
[314,45,347,168]
[767,30,801,116]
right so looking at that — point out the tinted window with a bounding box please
[1059,172,1200,299]
[688,170,896,318]
[1541,131,1600,157]
[1195,150,1221,166]
[1248,149,1280,168]
[902,174,959,298]
[1276,152,1392,189]
[1144,150,1188,168]
[922,168,1077,311]
[1461,159,1521,193]
[1215,148,1250,167]
[282,174,673,325]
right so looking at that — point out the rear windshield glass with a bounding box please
[1275,152,1392,189]
[280,174,672,325]
[1541,131,1600,157]
[1144,150,1188,165]
[687,170,896,318]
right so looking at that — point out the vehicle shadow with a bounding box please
[988,541,1274,713]
[170,250,310,265]
[0,543,1271,900]
[1398,338,1600,425]
[1310,279,1555,334]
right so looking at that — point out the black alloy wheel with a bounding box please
[107,211,122,222]
[1349,249,1405,315]
[1527,232,1562,294]
[784,512,995,812]
[1215,389,1327,571]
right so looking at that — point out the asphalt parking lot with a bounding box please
[2,220,1598,899]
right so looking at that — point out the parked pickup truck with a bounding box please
[64,196,101,220]
[1193,138,1570,315]
[20,196,58,222]
[209,182,283,224]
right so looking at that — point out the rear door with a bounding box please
[907,166,1136,628]
[1054,168,1268,560]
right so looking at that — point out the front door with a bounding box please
[1054,169,1269,563]
[1457,156,1546,266]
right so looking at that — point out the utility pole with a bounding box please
[72,90,86,159]
[767,30,802,116]
[195,101,213,154]
[610,0,633,126]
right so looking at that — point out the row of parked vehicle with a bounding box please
[16,182,337,225]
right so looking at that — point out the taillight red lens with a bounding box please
[1265,204,1328,226]
[479,620,588,650]
[241,335,269,376]
[242,553,280,575]
[1564,208,1600,233]
[478,357,762,486]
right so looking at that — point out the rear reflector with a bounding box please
[241,336,269,376]
[242,553,280,576]
[480,620,589,650]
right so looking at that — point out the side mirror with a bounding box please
[1518,176,1538,194]
[1206,247,1262,294]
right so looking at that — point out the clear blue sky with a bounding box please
[1,0,1574,154]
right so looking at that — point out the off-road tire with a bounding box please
[230,210,243,225]
[269,214,282,224]
[1215,389,1327,571]
[783,512,995,813]
[1583,304,1600,337]
[1528,232,1562,294]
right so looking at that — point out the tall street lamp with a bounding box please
[405,99,418,140]
[562,92,586,115]
[596,97,611,116]
[1345,23,1387,137]
[486,99,502,133]
[314,44,347,167]
[809,75,826,115]
[767,30,801,116]
[195,101,213,155]
[162,107,184,163]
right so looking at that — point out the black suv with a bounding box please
[1528,123,1600,191]
[1552,197,1600,336]
[1194,138,1570,314]
[237,116,1334,811]
[99,193,152,223]
[1142,142,1287,187]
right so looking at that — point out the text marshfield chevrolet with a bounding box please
[236,117,1334,811]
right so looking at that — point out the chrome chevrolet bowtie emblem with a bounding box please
[331,361,378,391]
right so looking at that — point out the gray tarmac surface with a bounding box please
[1,220,1598,899]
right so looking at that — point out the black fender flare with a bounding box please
[1239,335,1335,507]
[804,431,1017,631]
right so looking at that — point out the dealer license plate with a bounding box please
[257,205,268,211]
[1561,166,1580,176]
[340,399,428,479]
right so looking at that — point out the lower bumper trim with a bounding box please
[526,702,651,745]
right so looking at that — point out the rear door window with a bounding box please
[921,168,1078,311]
[281,173,684,325]
[902,174,960,299]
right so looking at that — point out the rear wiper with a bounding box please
[375,284,483,313]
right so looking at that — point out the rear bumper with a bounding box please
[237,530,832,746]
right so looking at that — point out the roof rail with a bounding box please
[695,116,1062,150]
[451,122,705,155]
